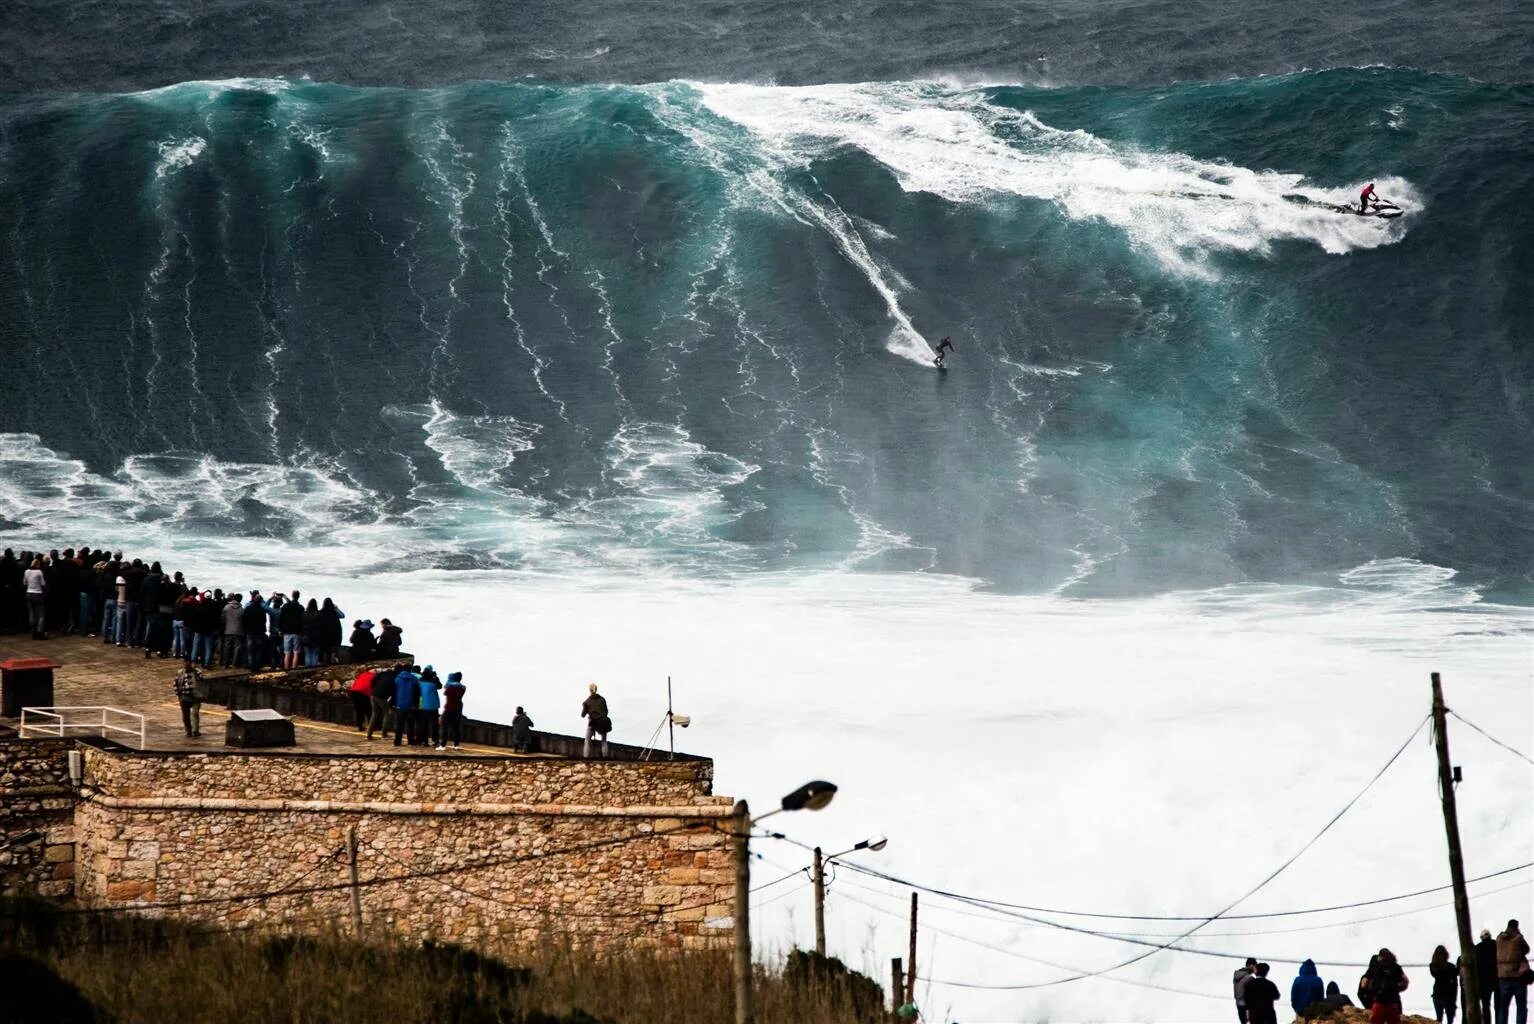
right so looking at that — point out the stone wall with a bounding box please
[0,738,76,898]
[68,745,736,952]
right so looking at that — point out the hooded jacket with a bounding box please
[221,598,244,635]
[1291,960,1325,1014]
[393,670,421,710]
[418,676,441,712]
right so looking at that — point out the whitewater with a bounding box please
[3,59,1532,1022]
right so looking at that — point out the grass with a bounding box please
[0,898,887,1024]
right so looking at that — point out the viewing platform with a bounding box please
[0,633,735,953]
[0,634,688,762]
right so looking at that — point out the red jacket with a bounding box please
[349,669,377,697]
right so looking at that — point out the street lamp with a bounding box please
[734,781,837,1024]
[814,836,889,956]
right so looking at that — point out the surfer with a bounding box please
[1358,182,1378,214]
[934,336,955,367]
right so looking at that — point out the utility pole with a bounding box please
[1432,672,1482,1024]
[346,825,362,938]
[733,799,753,1024]
[890,957,903,1021]
[667,676,675,761]
[906,891,919,1004]
[813,846,826,957]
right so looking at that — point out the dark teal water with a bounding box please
[1,9,1531,600]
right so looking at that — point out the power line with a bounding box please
[823,860,1531,941]
[820,715,1433,990]
[828,883,1227,1003]
[836,856,1534,926]
[1450,710,1534,766]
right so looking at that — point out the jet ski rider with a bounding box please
[1359,182,1378,213]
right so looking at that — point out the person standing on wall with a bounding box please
[510,705,533,753]
[581,682,611,759]
[349,619,376,662]
[376,618,403,658]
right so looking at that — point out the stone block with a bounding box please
[43,845,73,863]
[51,861,74,881]
[105,879,147,901]
[119,860,157,879]
[665,867,700,885]
[126,841,160,860]
[697,868,732,885]
[641,885,682,907]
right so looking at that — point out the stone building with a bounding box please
[0,641,738,953]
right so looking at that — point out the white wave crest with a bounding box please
[690,81,1420,279]
[153,136,207,180]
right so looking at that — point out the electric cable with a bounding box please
[824,859,1532,940]
[1449,710,1534,766]
[825,715,1433,988]
[829,883,1226,1003]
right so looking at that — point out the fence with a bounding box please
[19,707,146,749]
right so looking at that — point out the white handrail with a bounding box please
[20,706,146,750]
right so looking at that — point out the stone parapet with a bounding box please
[0,739,736,953]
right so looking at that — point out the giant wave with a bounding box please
[1,70,1530,599]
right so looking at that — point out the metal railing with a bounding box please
[20,706,146,750]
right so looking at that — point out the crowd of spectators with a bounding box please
[0,545,402,673]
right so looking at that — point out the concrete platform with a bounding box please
[0,633,520,757]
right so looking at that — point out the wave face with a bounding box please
[1,70,1532,597]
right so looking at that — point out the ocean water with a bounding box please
[1,1,1532,1020]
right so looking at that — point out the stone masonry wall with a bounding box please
[0,739,77,898]
[71,746,737,952]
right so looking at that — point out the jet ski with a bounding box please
[1283,193,1405,219]
[1338,199,1404,219]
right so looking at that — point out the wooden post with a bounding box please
[346,825,362,938]
[906,891,919,1004]
[1432,673,1482,1024]
[813,846,826,957]
[891,957,904,1020]
[734,800,753,1024]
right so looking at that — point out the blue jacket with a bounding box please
[393,671,421,710]
[1291,960,1325,1014]
[418,678,441,711]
